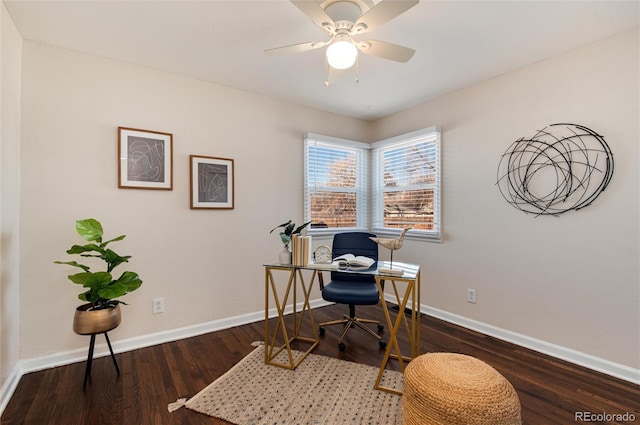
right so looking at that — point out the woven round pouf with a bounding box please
[403,353,522,425]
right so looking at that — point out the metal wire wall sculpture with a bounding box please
[496,123,614,216]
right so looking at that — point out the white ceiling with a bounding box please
[4,0,639,120]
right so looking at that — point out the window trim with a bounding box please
[371,126,441,242]
[304,133,370,236]
[304,127,441,242]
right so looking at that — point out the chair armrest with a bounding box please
[318,271,325,290]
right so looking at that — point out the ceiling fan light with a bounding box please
[326,40,358,69]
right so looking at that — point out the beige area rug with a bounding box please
[172,344,404,424]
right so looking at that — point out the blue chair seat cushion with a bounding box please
[322,280,380,305]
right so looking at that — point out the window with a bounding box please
[371,127,441,241]
[304,127,440,241]
[304,134,369,231]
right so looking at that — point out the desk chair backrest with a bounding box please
[331,232,378,283]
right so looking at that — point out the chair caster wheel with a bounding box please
[338,343,346,351]
[379,340,387,349]
[319,327,326,336]
[377,324,384,333]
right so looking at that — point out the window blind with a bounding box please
[371,128,441,240]
[304,134,369,230]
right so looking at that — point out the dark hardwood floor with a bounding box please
[2,303,639,424]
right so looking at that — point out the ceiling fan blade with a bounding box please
[357,40,415,63]
[265,40,329,56]
[353,0,419,35]
[291,1,335,34]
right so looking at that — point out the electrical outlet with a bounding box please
[467,289,477,304]
[153,297,164,314]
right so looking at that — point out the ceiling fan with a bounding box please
[266,0,419,74]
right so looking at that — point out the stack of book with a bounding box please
[291,234,312,266]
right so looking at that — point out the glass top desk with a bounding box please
[263,261,421,395]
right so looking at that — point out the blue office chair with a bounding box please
[318,232,386,351]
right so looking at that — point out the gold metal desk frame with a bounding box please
[264,265,320,370]
[263,261,421,395]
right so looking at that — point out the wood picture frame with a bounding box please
[190,155,235,209]
[118,127,173,190]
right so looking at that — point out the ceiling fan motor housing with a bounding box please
[320,0,373,20]
[323,1,367,23]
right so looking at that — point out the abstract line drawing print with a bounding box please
[127,136,165,183]
[190,155,233,209]
[496,123,614,217]
[198,163,228,203]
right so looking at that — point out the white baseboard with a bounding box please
[0,298,332,417]
[18,297,333,375]
[2,297,637,417]
[0,365,23,416]
[379,294,639,384]
[423,305,640,385]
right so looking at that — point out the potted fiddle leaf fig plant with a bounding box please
[55,218,143,335]
[270,219,311,264]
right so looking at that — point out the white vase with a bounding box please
[278,246,292,265]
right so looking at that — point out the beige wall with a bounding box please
[1,1,22,391]
[18,41,368,360]
[370,29,639,369]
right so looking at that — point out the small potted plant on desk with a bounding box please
[270,219,311,264]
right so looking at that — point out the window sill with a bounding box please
[370,228,442,243]
[308,228,441,243]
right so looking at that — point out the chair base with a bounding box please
[319,314,386,351]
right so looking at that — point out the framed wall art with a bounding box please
[118,127,173,190]
[190,155,235,209]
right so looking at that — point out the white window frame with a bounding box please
[304,133,370,236]
[371,126,441,242]
[304,127,441,242]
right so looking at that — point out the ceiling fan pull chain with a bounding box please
[355,54,359,84]
[324,55,330,86]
